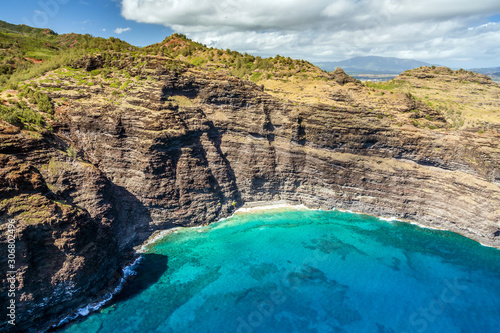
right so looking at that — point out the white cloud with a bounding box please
[468,22,497,31]
[114,27,131,34]
[120,0,500,67]
[102,28,107,32]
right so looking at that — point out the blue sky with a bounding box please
[0,0,172,46]
[1,0,500,68]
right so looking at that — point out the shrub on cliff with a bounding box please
[0,102,48,131]
[19,88,54,115]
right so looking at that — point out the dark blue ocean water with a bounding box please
[59,208,500,333]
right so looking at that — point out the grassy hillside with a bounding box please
[145,33,324,81]
[364,66,500,129]
[0,21,499,135]
[0,20,137,87]
[0,27,323,88]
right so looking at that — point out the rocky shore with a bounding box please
[1,59,499,331]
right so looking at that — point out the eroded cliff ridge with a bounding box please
[0,45,499,330]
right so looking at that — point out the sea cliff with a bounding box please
[1,54,499,331]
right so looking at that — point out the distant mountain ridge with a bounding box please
[315,56,434,74]
[469,67,500,74]
[468,67,500,82]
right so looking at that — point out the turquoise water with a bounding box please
[59,208,500,333]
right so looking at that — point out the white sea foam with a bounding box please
[235,202,309,214]
[406,221,499,249]
[52,256,143,329]
[137,228,182,253]
[479,241,498,249]
[377,215,444,230]
[379,216,443,230]
[408,221,443,231]
[379,216,399,222]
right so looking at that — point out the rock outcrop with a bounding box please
[1,58,499,331]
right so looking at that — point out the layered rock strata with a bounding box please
[1,60,499,331]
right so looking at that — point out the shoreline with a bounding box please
[234,201,500,250]
[49,255,144,331]
[136,200,500,251]
[135,227,184,253]
[232,200,500,250]
[51,199,499,330]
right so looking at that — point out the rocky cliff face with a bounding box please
[1,58,499,331]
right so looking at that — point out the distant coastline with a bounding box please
[349,74,397,81]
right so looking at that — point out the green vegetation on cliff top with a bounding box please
[0,20,499,132]
[0,21,322,88]
[0,20,136,87]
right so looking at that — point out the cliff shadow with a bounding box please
[104,182,154,248]
[112,253,169,304]
[205,119,242,204]
[149,111,242,209]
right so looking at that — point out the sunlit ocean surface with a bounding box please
[59,208,500,333]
